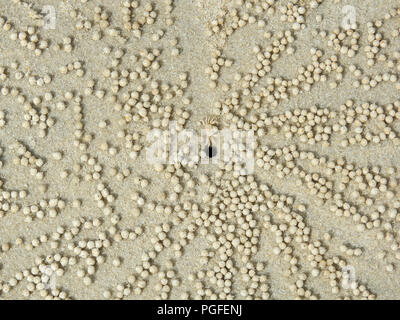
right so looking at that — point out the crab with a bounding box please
[200,116,219,146]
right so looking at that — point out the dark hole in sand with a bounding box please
[206,145,217,158]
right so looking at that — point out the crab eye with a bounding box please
[206,145,217,158]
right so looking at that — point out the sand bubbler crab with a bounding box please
[200,116,219,158]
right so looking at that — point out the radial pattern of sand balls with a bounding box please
[0,0,399,300]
